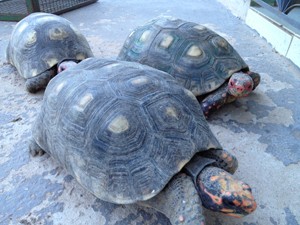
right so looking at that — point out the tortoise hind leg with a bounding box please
[29,138,45,157]
[25,68,56,93]
[196,166,256,217]
[139,173,205,225]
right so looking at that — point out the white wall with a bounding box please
[217,0,251,20]
[219,0,300,68]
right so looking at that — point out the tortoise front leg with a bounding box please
[197,166,257,218]
[198,149,238,174]
[199,83,236,118]
[25,68,56,93]
[139,173,205,225]
[29,138,45,157]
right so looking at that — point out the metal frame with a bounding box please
[47,0,97,15]
[251,0,300,28]
[285,3,300,13]
[0,0,97,21]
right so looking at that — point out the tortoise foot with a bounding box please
[197,166,256,218]
[29,139,45,157]
[25,69,56,93]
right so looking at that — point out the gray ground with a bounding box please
[0,0,300,224]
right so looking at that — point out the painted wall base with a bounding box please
[246,8,300,68]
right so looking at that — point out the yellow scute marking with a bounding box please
[184,89,196,100]
[76,53,86,60]
[187,45,202,57]
[31,69,38,77]
[177,159,189,171]
[139,30,151,42]
[49,27,68,40]
[128,31,135,37]
[166,106,179,119]
[46,58,58,67]
[217,38,228,48]
[26,31,37,45]
[193,25,206,31]
[131,76,149,85]
[75,93,94,111]
[159,35,174,48]
[55,82,65,94]
[108,115,129,134]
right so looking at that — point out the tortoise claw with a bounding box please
[29,139,45,157]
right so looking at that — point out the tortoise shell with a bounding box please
[32,58,221,204]
[118,17,249,96]
[6,12,93,79]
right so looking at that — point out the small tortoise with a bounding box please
[30,58,256,224]
[118,17,261,117]
[6,12,93,93]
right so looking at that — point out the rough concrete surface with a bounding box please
[0,0,300,224]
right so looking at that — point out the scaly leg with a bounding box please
[25,69,56,93]
[139,173,205,225]
[199,83,236,118]
[198,149,238,174]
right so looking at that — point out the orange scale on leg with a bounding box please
[219,178,228,190]
[210,175,219,182]
[232,199,242,207]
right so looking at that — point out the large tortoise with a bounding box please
[6,12,93,93]
[30,58,256,224]
[118,17,260,117]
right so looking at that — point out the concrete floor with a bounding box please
[0,0,300,224]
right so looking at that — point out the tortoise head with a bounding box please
[228,72,254,98]
[197,166,257,218]
[57,60,78,73]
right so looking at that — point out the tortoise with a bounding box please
[29,58,256,224]
[117,17,261,117]
[6,12,93,93]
